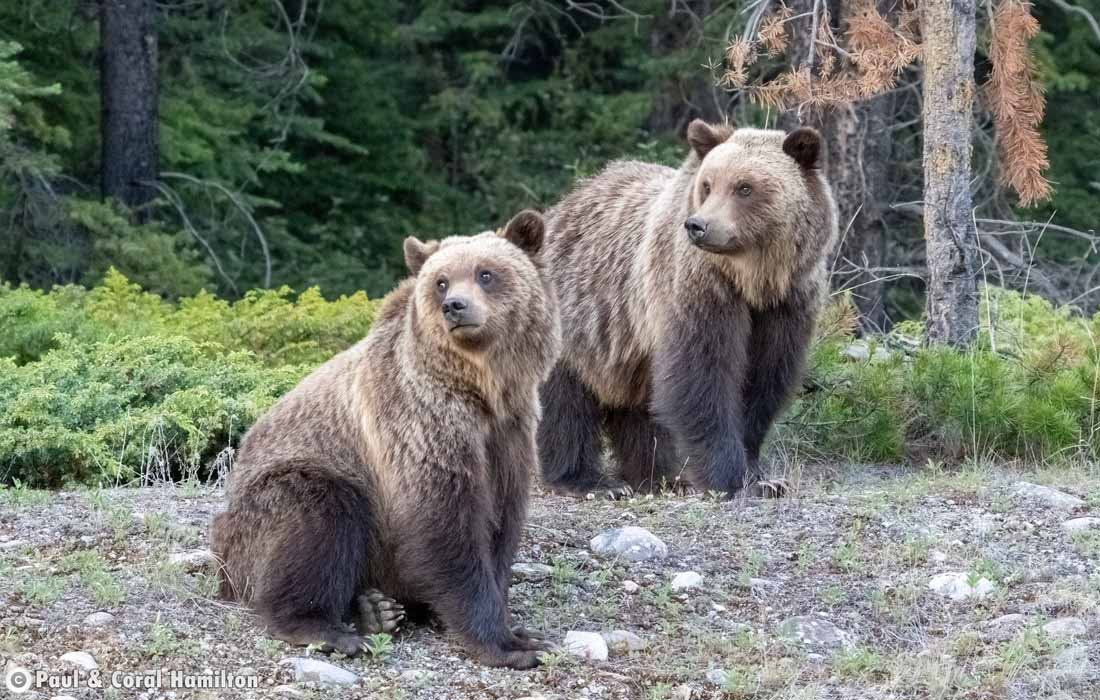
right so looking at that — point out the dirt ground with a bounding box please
[1,463,1098,700]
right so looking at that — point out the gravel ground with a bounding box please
[1,464,1098,700]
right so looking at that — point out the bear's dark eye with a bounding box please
[737,183,753,197]
[702,181,711,197]
[478,270,493,286]
[436,279,448,294]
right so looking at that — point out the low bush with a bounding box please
[1,275,1098,486]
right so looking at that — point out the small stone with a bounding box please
[1042,617,1087,639]
[670,571,703,591]
[841,341,871,362]
[1062,517,1100,534]
[671,684,694,700]
[985,613,1028,641]
[511,562,554,582]
[0,539,28,550]
[83,612,115,627]
[601,630,647,654]
[280,657,358,686]
[50,696,79,700]
[778,616,852,650]
[170,549,217,572]
[927,572,995,601]
[806,653,826,663]
[1012,482,1084,510]
[272,685,306,697]
[971,514,998,536]
[748,577,777,591]
[1051,645,1089,686]
[930,550,948,563]
[59,652,98,671]
[622,580,640,594]
[705,669,727,685]
[563,631,609,661]
[399,669,429,684]
[589,527,667,562]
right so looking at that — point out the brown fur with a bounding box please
[538,121,838,495]
[211,211,562,669]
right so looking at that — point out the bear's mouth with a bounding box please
[692,239,743,255]
[448,321,482,335]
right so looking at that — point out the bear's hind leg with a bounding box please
[538,365,629,498]
[249,467,373,656]
[356,590,405,634]
[605,407,682,494]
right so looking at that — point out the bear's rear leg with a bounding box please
[245,466,373,656]
[604,407,682,494]
[538,366,630,499]
[356,590,405,634]
[270,617,365,657]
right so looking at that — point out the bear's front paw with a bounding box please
[356,589,406,634]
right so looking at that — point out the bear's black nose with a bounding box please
[685,216,707,241]
[442,296,469,320]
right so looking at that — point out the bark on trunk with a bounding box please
[920,0,979,347]
[828,94,894,332]
[100,0,158,219]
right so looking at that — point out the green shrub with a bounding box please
[0,333,305,486]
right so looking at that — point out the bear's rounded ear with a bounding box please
[783,127,822,170]
[501,209,544,256]
[404,237,439,275]
[687,119,733,159]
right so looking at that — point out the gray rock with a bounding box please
[1042,617,1087,639]
[601,630,647,654]
[59,652,97,671]
[778,616,852,650]
[511,562,554,582]
[83,612,115,627]
[1051,645,1089,686]
[670,571,703,591]
[563,631,608,661]
[272,686,306,697]
[748,577,777,592]
[0,540,28,550]
[622,580,640,594]
[280,657,358,686]
[50,696,79,700]
[927,572,996,601]
[671,685,694,700]
[1062,517,1100,534]
[1013,482,1084,510]
[985,613,1028,641]
[170,549,217,572]
[399,669,430,684]
[841,341,870,362]
[705,669,727,685]
[589,527,667,562]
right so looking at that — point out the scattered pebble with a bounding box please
[622,580,640,594]
[1062,517,1100,534]
[511,562,553,582]
[589,526,667,562]
[670,571,703,591]
[83,612,115,627]
[927,572,996,601]
[1042,617,1087,639]
[601,630,647,654]
[778,616,852,650]
[0,539,28,550]
[985,613,1028,641]
[563,631,608,661]
[170,549,217,572]
[59,652,97,671]
[399,669,429,684]
[280,657,358,686]
[671,683,694,700]
[272,686,306,697]
[705,669,728,685]
[1012,482,1084,510]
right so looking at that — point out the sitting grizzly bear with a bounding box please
[211,211,561,669]
[538,121,837,496]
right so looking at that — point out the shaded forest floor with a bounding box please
[2,464,1098,699]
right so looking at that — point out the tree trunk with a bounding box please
[920,0,979,347]
[828,94,894,332]
[100,0,158,219]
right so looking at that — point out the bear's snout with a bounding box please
[442,296,475,329]
[684,216,708,242]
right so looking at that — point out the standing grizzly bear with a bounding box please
[538,121,837,496]
[211,211,561,669]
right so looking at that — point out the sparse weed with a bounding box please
[21,575,67,606]
[363,633,394,660]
